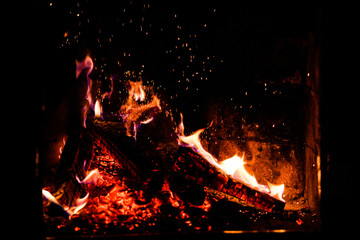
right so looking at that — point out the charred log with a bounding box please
[169,174,206,206]
[44,130,94,215]
[173,147,285,213]
[85,119,171,195]
[85,128,142,182]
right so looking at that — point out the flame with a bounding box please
[42,189,89,216]
[219,154,270,193]
[101,75,114,100]
[176,114,285,202]
[43,168,100,217]
[71,193,90,215]
[267,183,285,202]
[76,168,100,184]
[42,189,61,206]
[129,80,146,102]
[119,81,161,140]
[177,114,217,166]
[94,100,102,119]
[76,55,94,128]
[76,55,93,79]
[58,136,68,159]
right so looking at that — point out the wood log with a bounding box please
[46,130,94,211]
[173,147,285,213]
[85,127,143,182]
[84,119,174,193]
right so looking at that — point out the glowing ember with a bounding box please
[78,184,162,226]
[176,113,285,202]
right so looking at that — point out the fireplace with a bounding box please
[32,1,333,239]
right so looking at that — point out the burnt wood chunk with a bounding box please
[173,147,285,213]
[84,119,175,193]
[85,128,142,182]
[47,130,94,210]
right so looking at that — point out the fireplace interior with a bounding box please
[32,1,331,239]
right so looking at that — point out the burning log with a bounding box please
[84,119,172,195]
[42,131,95,217]
[173,147,285,213]
[85,126,143,182]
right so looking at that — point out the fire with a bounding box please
[75,55,161,135]
[76,55,94,128]
[42,168,102,218]
[58,136,68,159]
[79,184,162,226]
[76,55,93,79]
[176,114,217,166]
[42,189,89,217]
[101,75,113,100]
[42,189,61,206]
[94,100,102,119]
[76,168,100,184]
[176,114,285,202]
[119,80,161,140]
[219,154,270,194]
[268,182,285,202]
[129,80,146,101]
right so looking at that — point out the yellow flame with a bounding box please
[267,183,285,202]
[219,154,270,193]
[76,168,100,184]
[42,189,89,216]
[176,114,285,202]
[129,81,146,102]
[120,81,162,140]
[94,100,102,119]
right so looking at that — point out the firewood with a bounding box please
[85,119,172,192]
[173,147,285,212]
[85,127,142,182]
[45,130,94,212]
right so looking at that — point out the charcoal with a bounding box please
[169,174,206,206]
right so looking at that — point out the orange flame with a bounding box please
[120,81,161,140]
[219,154,269,193]
[42,189,89,216]
[268,182,285,202]
[94,100,102,119]
[129,81,146,102]
[58,136,68,159]
[76,168,100,184]
[176,114,285,202]
[42,169,102,217]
